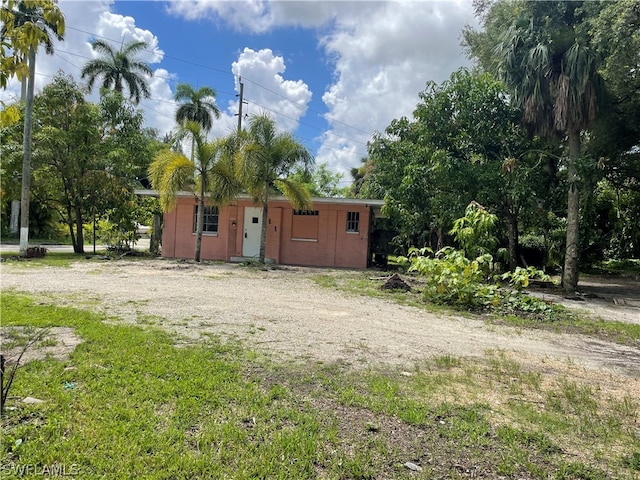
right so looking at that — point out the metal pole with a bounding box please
[19,46,36,256]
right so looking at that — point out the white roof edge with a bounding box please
[134,189,384,207]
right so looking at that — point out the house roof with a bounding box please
[135,189,386,219]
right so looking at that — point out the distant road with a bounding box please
[0,238,151,254]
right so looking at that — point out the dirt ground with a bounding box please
[530,273,640,325]
[1,259,638,383]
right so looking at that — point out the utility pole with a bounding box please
[235,76,247,133]
[19,46,36,256]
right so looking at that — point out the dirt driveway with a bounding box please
[2,258,639,381]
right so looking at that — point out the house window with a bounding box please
[193,205,219,233]
[292,209,319,240]
[346,211,360,233]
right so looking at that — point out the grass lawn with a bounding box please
[1,292,639,479]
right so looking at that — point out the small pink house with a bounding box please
[140,191,385,269]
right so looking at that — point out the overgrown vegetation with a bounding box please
[1,293,638,478]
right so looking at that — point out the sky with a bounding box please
[2,0,478,183]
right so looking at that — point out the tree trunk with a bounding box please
[505,202,518,271]
[259,187,269,263]
[19,47,36,256]
[150,214,162,255]
[194,178,205,262]
[563,126,581,295]
[74,207,84,254]
[66,204,76,251]
[436,226,443,251]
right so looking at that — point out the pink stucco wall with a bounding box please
[161,197,374,269]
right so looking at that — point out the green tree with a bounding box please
[0,0,65,90]
[81,39,153,105]
[15,74,157,253]
[148,121,240,262]
[230,114,314,263]
[32,74,101,252]
[174,83,221,165]
[290,162,347,198]
[366,69,546,263]
[465,1,606,294]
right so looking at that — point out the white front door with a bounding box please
[242,207,263,257]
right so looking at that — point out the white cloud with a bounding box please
[165,0,349,33]
[2,0,480,180]
[203,48,312,140]
[316,1,478,173]
[165,0,275,33]
[230,48,312,132]
[93,11,164,64]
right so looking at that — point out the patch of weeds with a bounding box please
[496,425,562,455]
[137,314,163,325]
[311,274,337,288]
[0,252,78,268]
[36,338,57,348]
[623,452,640,471]
[431,354,462,369]
[554,462,608,480]
[0,293,337,478]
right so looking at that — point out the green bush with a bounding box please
[402,247,498,308]
[401,247,553,315]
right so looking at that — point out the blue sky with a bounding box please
[2,1,477,182]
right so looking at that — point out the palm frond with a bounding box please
[274,178,312,210]
[148,149,195,211]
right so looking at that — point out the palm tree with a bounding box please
[1,0,65,255]
[174,83,221,163]
[0,0,65,99]
[175,83,221,132]
[231,113,314,263]
[148,121,240,262]
[494,2,602,295]
[81,39,152,104]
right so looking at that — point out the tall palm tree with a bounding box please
[174,83,221,163]
[494,1,602,294]
[81,39,152,104]
[148,121,240,262]
[231,113,314,263]
[1,0,65,254]
[174,83,221,132]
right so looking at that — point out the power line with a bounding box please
[63,23,372,139]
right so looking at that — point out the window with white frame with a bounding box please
[193,205,219,233]
[346,211,360,233]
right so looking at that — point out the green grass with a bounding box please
[0,251,87,268]
[586,259,640,275]
[1,292,638,479]
[499,307,640,344]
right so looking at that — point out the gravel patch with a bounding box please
[2,259,639,378]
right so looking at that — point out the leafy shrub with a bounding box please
[501,266,551,291]
[450,201,498,259]
[402,247,498,308]
[401,248,553,315]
